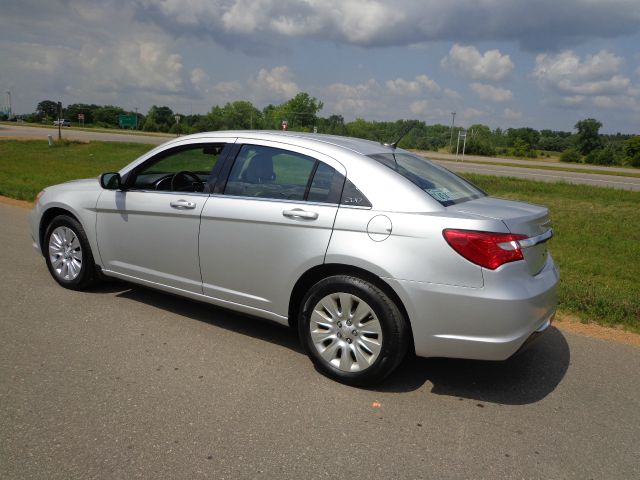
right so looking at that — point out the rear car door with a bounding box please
[96,140,233,294]
[199,140,346,318]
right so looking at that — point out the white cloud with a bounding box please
[409,100,429,115]
[134,0,640,52]
[386,75,440,95]
[562,95,586,106]
[325,79,380,115]
[503,108,522,120]
[190,68,209,88]
[212,81,243,96]
[444,88,462,100]
[533,50,630,96]
[251,66,299,100]
[441,44,514,81]
[470,83,513,102]
[461,107,487,121]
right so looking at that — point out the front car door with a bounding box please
[96,140,233,294]
[199,140,347,321]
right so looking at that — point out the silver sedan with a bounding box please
[30,131,558,385]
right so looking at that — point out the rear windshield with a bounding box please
[368,152,485,206]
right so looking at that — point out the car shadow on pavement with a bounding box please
[110,282,306,355]
[103,281,569,405]
[377,327,570,404]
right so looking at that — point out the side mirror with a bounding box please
[100,172,122,190]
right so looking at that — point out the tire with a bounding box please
[44,215,97,290]
[298,275,409,386]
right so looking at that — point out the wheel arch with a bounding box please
[288,263,415,352]
[39,207,82,256]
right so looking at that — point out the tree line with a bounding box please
[7,93,639,167]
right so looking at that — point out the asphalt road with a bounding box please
[438,160,640,191]
[1,203,639,479]
[2,124,639,190]
[0,123,168,145]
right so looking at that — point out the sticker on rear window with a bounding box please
[426,188,462,202]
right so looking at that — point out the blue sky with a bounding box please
[1,0,639,133]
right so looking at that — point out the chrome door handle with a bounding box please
[170,199,197,209]
[282,208,319,220]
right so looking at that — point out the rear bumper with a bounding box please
[386,254,559,360]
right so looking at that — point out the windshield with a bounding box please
[368,152,485,206]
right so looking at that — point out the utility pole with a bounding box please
[57,101,62,141]
[449,111,456,151]
[135,107,138,130]
[6,91,11,118]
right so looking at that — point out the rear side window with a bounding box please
[368,152,485,206]
[223,145,344,204]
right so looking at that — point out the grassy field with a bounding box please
[0,140,153,201]
[465,174,639,333]
[1,139,638,332]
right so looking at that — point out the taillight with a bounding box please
[442,229,528,270]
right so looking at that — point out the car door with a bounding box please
[199,140,347,319]
[96,141,232,294]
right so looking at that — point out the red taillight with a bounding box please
[442,229,528,270]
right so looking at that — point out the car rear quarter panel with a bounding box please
[325,207,508,288]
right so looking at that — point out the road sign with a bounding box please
[118,114,137,129]
[78,113,85,121]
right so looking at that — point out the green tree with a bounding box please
[623,136,640,167]
[222,101,262,129]
[143,105,174,132]
[279,92,323,129]
[36,100,59,119]
[65,103,101,124]
[93,105,125,126]
[575,118,603,155]
[585,145,623,166]
[507,127,540,150]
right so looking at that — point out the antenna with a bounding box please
[382,120,418,149]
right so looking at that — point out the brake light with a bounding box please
[443,229,528,270]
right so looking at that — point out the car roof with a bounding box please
[180,130,397,156]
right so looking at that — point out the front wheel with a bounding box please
[298,275,409,386]
[44,215,97,290]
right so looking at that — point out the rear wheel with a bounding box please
[44,215,97,290]
[299,275,409,386]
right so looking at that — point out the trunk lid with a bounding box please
[448,197,552,275]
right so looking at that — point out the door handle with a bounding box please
[170,199,197,209]
[282,208,319,220]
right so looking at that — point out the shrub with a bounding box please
[560,148,582,163]
[584,146,623,166]
[623,136,640,167]
[463,138,496,156]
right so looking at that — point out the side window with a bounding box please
[307,162,345,204]
[340,178,372,208]
[224,145,316,201]
[130,143,224,192]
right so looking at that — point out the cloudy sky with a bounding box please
[1,0,640,132]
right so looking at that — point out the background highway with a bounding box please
[1,202,639,479]
[2,123,639,191]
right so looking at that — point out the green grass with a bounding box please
[1,140,638,332]
[464,174,640,333]
[0,139,154,201]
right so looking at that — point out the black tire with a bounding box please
[44,214,97,290]
[298,275,409,386]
